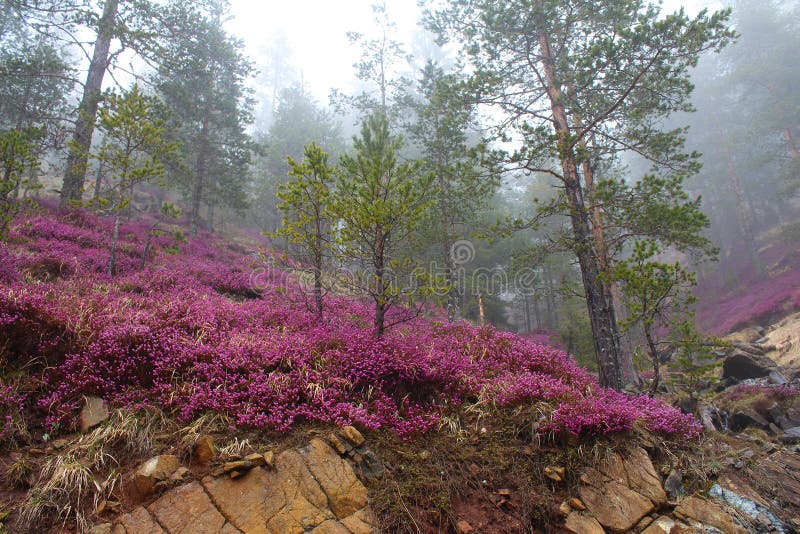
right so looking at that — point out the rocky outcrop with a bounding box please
[673,495,747,534]
[101,430,376,534]
[577,446,665,532]
[563,446,758,534]
[722,350,778,380]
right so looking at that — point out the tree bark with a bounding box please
[108,214,120,276]
[190,113,210,237]
[538,32,624,390]
[60,0,119,207]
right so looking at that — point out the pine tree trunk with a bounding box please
[108,214,121,276]
[538,32,623,390]
[60,0,119,207]
[190,113,210,237]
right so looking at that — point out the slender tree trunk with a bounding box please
[374,231,387,336]
[313,217,324,322]
[644,322,660,396]
[478,293,486,326]
[524,295,531,332]
[60,0,119,207]
[538,32,623,390]
[93,156,104,199]
[108,214,120,276]
[190,113,210,237]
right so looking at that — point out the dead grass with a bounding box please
[18,409,166,532]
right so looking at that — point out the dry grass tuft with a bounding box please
[19,409,164,532]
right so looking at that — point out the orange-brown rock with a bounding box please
[564,512,605,534]
[673,496,747,534]
[132,455,181,497]
[303,438,368,519]
[115,506,165,534]
[147,481,229,534]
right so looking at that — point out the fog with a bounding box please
[1,0,798,368]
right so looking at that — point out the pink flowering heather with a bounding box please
[0,205,701,440]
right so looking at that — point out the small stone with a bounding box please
[262,450,275,469]
[244,452,266,466]
[132,455,181,497]
[738,448,754,459]
[222,460,254,473]
[569,497,586,510]
[455,519,474,533]
[192,435,215,464]
[79,396,109,433]
[768,370,788,385]
[559,501,572,516]
[341,425,364,447]
[545,466,565,482]
[328,433,352,455]
[229,470,244,479]
[498,488,512,497]
[734,460,744,469]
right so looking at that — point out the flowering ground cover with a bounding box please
[696,242,800,336]
[0,205,701,442]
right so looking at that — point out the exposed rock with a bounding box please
[569,497,586,511]
[170,466,189,481]
[79,396,109,433]
[729,409,769,432]
[580,468,653,532]
[116,506,165,534]
[262,450,275,469]
[341,425,365,447]
[201,467,272,534]
[564,512,605,534]
[722,350,777,380]
[310,520,351,534]
[88,524,113,534]
[132,455,181,497]
[545,465,565,482]
[328,433,352,455]
[673,496,747,534]
[193,435,216,464]
[455,519,474,533]
[780,427,800,443]
[147,481,229,533]
[578,447,666,532]
[664,470,684,500]
[339,508,377,534]
[244,452,266,466]
[641,516,676,534]
[303,438,369,519]
[623,447,667,506]
[768,370,788,385]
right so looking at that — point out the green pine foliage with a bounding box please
[331,113,437,336]
[273,143,336,321]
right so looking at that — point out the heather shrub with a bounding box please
[0,206,703,441]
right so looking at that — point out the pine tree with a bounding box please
[429,0,734,389]
[94,84,177,275]
[331,113,434,336]
[273,143,336,321]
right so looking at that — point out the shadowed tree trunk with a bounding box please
[538,32,624,390]
[61,0,119,207]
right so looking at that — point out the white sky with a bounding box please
[225,0,713,107]
[226,0,422,104]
